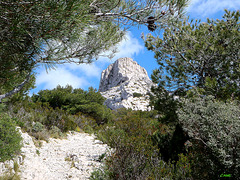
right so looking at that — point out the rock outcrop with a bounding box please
[99,57,154,111]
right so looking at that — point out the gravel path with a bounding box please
[19,131,109,180]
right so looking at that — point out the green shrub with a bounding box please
[147,86,189,163]
[7,101,77,138]
[95,110,192,179]
[151,122,189,163]
[32,122,44,132]
[44,108,77,132]
[50,126,63,138]
[90,168,110,180]
[95,111,155,179]
[177,96,240,179]
[0,114,22,162]
[7,99,102,137]
[7,85,112,137]
[32,85,112,125]
[31,129,50,141]
[0,103,6,113]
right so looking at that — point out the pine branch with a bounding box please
[0,73,31,102]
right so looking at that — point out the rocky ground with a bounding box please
[1,130,109,180]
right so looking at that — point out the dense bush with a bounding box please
[32,85,113,124]
[143,10,240,178]
[178,96,240,179]
[7,95,104,140]
[0,113,22,162]
[94,109,192,179]
[8,100,77,133]
[148,86,189,162]
[151,122,189,163]
[149,86,240,178]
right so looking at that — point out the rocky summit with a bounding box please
[99,57,154,111]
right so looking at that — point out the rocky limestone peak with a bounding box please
[99,57,154,111]
[99,57,150,92]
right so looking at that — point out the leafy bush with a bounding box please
[30,121,50,140]
[44,107,77,132]
[148,86,189,162]
[50,126,63,138]
[177,96,240,179]
[7,96,105,139]
[95,110,192,179]
[32,85,112,124]
[151,122,189,163]
[32,122,44,132]
[96,110,156,179]
[0,114,22,162]
[7,85,112,137]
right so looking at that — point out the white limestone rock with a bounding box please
[0,128,109,180]
[99,57,154,111]
[19,131,109,180]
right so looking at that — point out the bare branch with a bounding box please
[193,137,209,147]
[95,12,142,23]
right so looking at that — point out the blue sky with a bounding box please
[30,0,240,94]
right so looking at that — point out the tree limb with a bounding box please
[0,73,31,102]
[95,12,142,23]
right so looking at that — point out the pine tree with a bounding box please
[144,10,240,100]
[0,0,189,101]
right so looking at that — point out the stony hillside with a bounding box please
[0,130,109,180]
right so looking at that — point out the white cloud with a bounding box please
[67,63,102,78]
[33,31,143,92]
[187,0,240,18]
[98,31,144,63]
[114,32,144,58]
[36,67,89,90]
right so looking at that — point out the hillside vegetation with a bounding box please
[1,83,239,179]
[0,2,239,179]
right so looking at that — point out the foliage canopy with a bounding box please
[144,10,240,179]
[32,85,112,124]
[0,0,189,101]
[178,96,240,178]
[144,10,240,100]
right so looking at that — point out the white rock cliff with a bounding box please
[99,57,154,111]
